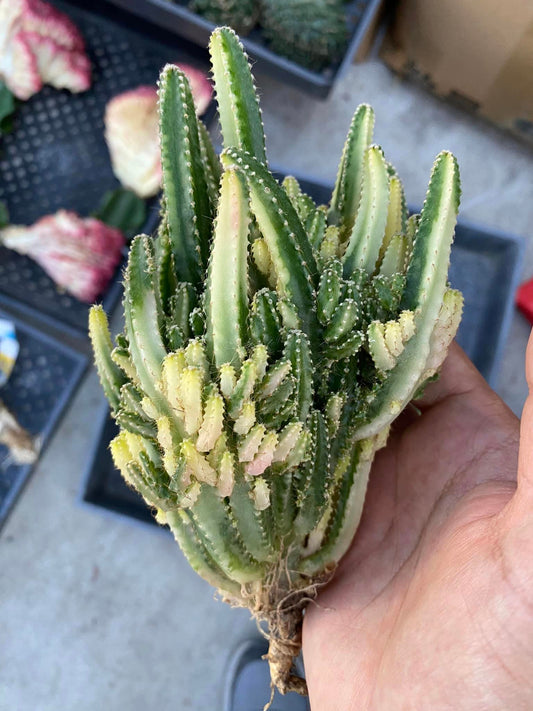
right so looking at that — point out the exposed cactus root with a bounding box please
[264,604,307,695]
[242,565,336,699]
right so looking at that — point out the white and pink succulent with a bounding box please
[0,0,91,100]
[104,85,161,199]
[0,210,125,303]
[104,65,212,198]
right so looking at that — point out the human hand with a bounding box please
[303,333,533,710]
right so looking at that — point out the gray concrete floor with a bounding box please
[1,59,532,711]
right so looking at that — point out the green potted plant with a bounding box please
[90,27,462,696]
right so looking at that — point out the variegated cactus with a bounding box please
[89,27,463,698]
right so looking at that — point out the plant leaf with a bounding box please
[0,201,9,228]
[93,188,147,237]
[0,82,15,136]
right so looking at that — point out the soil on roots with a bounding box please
[230,563,336,702]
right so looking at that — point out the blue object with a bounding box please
[0,312,87,530]
[223,639,310,711]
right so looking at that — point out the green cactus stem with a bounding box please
[89,27,463,699]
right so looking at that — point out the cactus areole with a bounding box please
[89,27,463,698]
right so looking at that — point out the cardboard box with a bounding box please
[381,0,533,145]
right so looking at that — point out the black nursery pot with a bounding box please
[101,0,384,98]
[0,0,216,346]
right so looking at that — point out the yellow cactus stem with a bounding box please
[184,339,209,377]
[157,416,178,475]
[245,431,278,476]
[251,477,270,510]
[219,363,236,399]
[398,310,416,340]
[110,430,133,478]
[195,387,225,452]
[124,430,145,461]
[320,225,341,262]
[178,366,204,435]
[383,175,405,245]
[257,360,292,399]
[181,480,202,508]
[162,351,187,408]
[181,440,217,486]
[252,237,273,278]
[238,424,266,462]
[217,450,235,497]
[233,400,256,435]
[368,321,398,371]
[383,321,405,358]
[251,344,268,381]
[140,396,159,420]
[272,421,303,463]
[284,428,311,469]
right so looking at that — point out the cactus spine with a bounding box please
[89,27,463,698]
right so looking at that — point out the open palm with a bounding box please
[303,335,533,710]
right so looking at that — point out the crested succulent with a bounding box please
[104,86,161,199]
[260,0,349,71]
[1,210,125,302]
[89,28,463,698]
[188,0,259,36]
[104,68,212,199]
[0,0,91,100]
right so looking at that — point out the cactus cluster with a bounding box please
[261,0,348,71]
[187,0,348,71]
[89,28,463,697]
[188,0,259,36]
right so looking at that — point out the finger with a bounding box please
[389,341,504,439]
[516,328,533,504]
[414,341,487,409]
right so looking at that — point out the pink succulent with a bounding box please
[0,0,91,100]
[104,86,162,199]
[0,210,125,303]
[104,66,212,198]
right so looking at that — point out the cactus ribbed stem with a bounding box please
[89,26,463,700]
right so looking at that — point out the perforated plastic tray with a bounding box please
[0,312,87,530]
[79,173,525,529]
[0,0,214,340]
[105,0,383,98]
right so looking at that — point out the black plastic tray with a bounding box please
[80,173,525,529]
[0,312,87,530]
[104,0,383,98]
[0,0,215,342]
